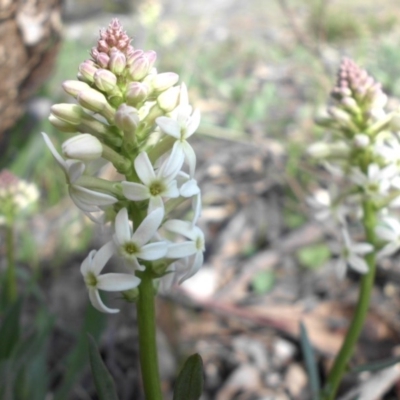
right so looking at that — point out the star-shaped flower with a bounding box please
[122,152,183,213]
[113,207,167,271]
[336,228,374,279]
[80,241,140,313]
[376,217,400,258]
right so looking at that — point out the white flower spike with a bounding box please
[113,207,168,270]
[80,241,140,313]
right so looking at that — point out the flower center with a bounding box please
[85,271,98,287]
[124,242,139,255]
[195,236,204,251]
[149,181,165,196]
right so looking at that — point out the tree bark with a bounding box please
[0,0,62,140]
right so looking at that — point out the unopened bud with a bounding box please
[115,104,140,133]
[96,52,110,68]
[144,50,157,70]
[49,114,78,133]
[127,49,144,66]
[62,134,103,161]
[342,97,360,114]
[157,86,180,112]
[129,56,149,81]
[62,80,91,98]
[328,106,352,124]
[94,69,117,93]
[150,72,179,92]
[51,103,84,125]
[77,88,114,121]
[307,141,350,159]
[126,82,149,105]
[109,51,126,75]
[353,134,370,148]
[78,60,98,83]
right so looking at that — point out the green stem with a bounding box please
[136,269,162,400]
[322,200,377,400]
[5,224,17,304]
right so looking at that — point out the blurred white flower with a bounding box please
[376,217,400,258]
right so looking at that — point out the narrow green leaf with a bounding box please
[0,298,22,360]
[173,353,204,400]
[300,322,320,400]
[87,334,119,400]
[351,355,400,374]
[53,302,106,400]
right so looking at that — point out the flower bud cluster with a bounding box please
[308,58,400,277]
[44,19,204,313]
[0,170,39,226]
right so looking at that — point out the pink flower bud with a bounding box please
[109,51,126,75]
[115,104,140,132]
[62,134,103,161]
[94,69,117,93]
[129,56,149,81]
[144,50,157,70]
[157,86,180,112]
[62,80,91,98]
[150,72,179,92]
[127,49,143,66]
[126,82,149,105]
[51,103,84,125]
[78,60,98,83]
[96,52,110,68]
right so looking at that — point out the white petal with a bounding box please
[156,116,181,139]
[140,242,168,260]
[70,185,118,207]
[164,219,196,240]
[122,181,150,201]
[92,241,115,276]
[352,243,374,255]
[375,226,397,242]
[66,161,85,183]
[115,208,132,245]
[97,273,141,291]
[163,180,180,198]
[192,193,202,226]
[180,179,200,197]
[185,109,201,138]
[157,150,184,181]
[167,242,197,258]
[181,141,197,177]
[148,196,164,214]
[42,132,67,174]
[80,250,96,276]
[179,83,189,107]
[132,208,164,246]
[377,242,400,259]
[69,188,101,212]
[336,259,347,280]
[179,251,203,283]
[88,287,119,314]
[135,152,156,185]
[348,254,369,274]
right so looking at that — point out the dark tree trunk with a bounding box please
[0,0,62,141]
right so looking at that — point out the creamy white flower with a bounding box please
[164,219,205,282]
[156,87,200,178]
[122,152,183,213]
[336,228,374,279]
[350,163,396,198]
[62,133,103,161]
[376,217,400,258]
[42,132,117,218]
[113,207,167,270]
[80,241,140,314]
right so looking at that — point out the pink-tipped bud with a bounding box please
[78,60,98,83]
[115,104,140,132]
[150,72,179,92]
[96,52,110,68]
[49,114,78,133]
[129,56,149,81]
[109,51,126,75]
[50,103,84,125]
[126,82,149,105]
[62,80,91,98]
[127,49,144,66]
[77,88,110,114]
[144,50,157,70]
[94,69,117,93]
[157,86,180,112]
[62,134,103,161]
